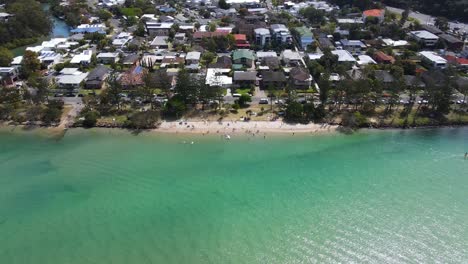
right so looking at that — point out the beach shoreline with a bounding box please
[153,121,339,135]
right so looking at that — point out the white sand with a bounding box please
[155,121,338,134]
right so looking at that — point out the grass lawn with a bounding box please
[234,88,252,95]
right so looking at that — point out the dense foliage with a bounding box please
[0,0,52,47]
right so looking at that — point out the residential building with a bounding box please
[357,55,377,66]
[85,65,110,89]
[112,32,133,48]
[260,70,287,89]
[97,52,119,64]
[374,70,395,86]
[233,71,257,87]
[234,34,250,48]
[318,37,334,50]
[38,51,62,68]
[289,67,312,89]
[439,34,464,51]
[122,54,139,66]
[271,24,292,44]
[420,24,443,35]
[254,28,271,46]
[208,56,232,69]
[340,39,366,55]
[205,68,232,87]
[119,66,147,89]
[56,68,88,90]
[70,50,93,66]
[362,9,385,23]
[332,50,356,63]
[281,49,302,66]
[409,30,439,47]
[373,51,395,64]
[232,49,255,68]
[150,36,169,49]
[0,12,13,22]
[294,26,315,50]
[70,24,106,34]
[186,51,201,65]
[145,22,173,36]
[419,51,447,69]
[173,33,187,45]
[0,67,19,86]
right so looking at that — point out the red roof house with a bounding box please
[363,9,385,23]
[233,34,250,48]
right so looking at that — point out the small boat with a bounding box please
[225,134,231,140]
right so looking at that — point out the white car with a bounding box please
[259,98,269,104]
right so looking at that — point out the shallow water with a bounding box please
[0,127,467,263]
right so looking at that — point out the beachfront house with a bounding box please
[289,67,312,89]
[260,70,287,89]
[56,68,88,91]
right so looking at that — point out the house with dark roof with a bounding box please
[85,65,110,89]
[373,70,395,86]
[260,70,287,90]
[209,56,232,69]
[289,67,312,89]
[233,71,257,87]
[439,34,464,51]
[404,75,426,89]
[318,37,335,50]
[122,54,140,66]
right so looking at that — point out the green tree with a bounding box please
[237,94,251,108]
[0,48,13,66]
[20,50,41,78]
[285,101,303,122]
[218,0,230,9]
[435,16,449,31]
[174,68,198,105]
[83,110,99,127]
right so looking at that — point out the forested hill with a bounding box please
[0,0,52,48]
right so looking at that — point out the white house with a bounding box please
[112,32,133,48]
[97,52,120,64]
[56,68,88,90]
[419,51,447,69]
[409,31,439,47]
[206,68,232,87]
[70,50,93,65]
[281,49,302,65]
[38,51,63,68]
[186,51,201,65]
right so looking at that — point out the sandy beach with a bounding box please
[154,121,339,135]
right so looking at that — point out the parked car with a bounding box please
[259,98,269,104]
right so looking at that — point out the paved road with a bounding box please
[386,6,468,34]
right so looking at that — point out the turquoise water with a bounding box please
[0,127,467,263]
